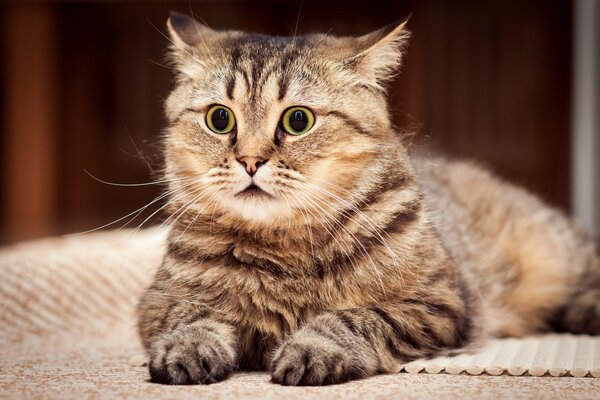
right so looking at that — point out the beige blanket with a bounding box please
[1,229,599,399]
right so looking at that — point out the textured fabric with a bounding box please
[1,229,599,399]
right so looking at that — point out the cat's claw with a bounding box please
[270,336,363,386]
[148,328,235,385]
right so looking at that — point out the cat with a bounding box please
[137,11,600,386]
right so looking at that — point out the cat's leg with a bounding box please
[270,303,471,386]
[147,318,238,385]
[137,260,239,385]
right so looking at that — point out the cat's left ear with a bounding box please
[349,19,411,91]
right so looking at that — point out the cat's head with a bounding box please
[163,12,411,230]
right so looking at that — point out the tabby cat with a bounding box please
[137,12,600,385]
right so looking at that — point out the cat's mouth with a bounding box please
[235,183,273,199]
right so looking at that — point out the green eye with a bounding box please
[281,107,315,136]
[206,105,235,134]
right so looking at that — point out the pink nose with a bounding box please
[237,156,267,176]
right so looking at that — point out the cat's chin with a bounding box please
[220,195,293,224]
[235,184,274,200]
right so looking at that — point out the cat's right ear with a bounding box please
[167,11,215,48]
[166,12,220,77]
[346,19,411,91]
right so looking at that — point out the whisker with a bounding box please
[305,183,413,284]
[165,185,219,232]
[278,190,295,245]
[303,181,427,290]
[303,180,404,261]
[306,27,333,57]
[285,189,316,261]
[188,3,228,62]
[148,58,177,71]
[282,190,362,277]
[134,182,211,234]
[288,193,372,288]
[84,169,197,187]
[147,18,208,72]
[64,178,201,236]
[292,0,304,40]
[293,189,387,296]
[171,187,222,246]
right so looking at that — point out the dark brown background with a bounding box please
[0,0,573,244]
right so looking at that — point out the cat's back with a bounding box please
[411,154,588,336]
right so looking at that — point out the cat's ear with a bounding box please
[167,11,215,48]
[166,12,220,77]
[349,20,410,91]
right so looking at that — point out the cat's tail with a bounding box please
[551,248,600,335]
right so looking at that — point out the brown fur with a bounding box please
[137,12,600,385]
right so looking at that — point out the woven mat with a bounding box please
[1,230,599,399]
[401,334,600,377]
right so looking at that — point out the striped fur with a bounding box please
[137,13,600,385]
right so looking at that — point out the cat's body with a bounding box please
[137,13,600,385]
[417,157,599,337]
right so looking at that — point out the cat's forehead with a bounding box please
[228,33,307,49]
[195,33,332,105]
[167,15,410,113]
[221,33,320,63]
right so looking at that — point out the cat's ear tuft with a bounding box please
[167,11,214,47]
[350,19,411,90]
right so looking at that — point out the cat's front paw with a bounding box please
[270,334,364,386]
[148,324,236,385]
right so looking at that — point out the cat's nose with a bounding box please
[237,156,267,177]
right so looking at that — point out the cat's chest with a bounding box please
[223,262,328,368]
[197,240,363,337]
[207,250,339,329]
[224,262,323,331]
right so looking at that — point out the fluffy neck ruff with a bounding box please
[166,167,423,278]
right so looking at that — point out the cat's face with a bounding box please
[163,13,409,228]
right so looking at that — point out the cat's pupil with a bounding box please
[212,108,229,131]
[289,110,308,132]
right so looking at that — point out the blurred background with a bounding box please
[1,0,598,244]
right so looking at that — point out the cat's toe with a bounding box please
[148,332,234,385]
[270,337,362,386]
